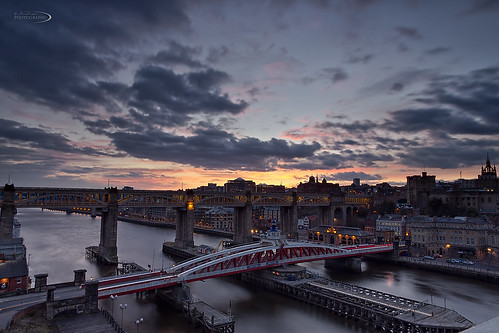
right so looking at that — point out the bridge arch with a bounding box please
[296,194,330,206]
[117,193,185,208]
[194,194,247,207]
[252,195,293,206]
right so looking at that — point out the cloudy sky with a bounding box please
[1,0,499,189]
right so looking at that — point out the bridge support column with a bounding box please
[325,257,362,273]
[84,280,99,313]
[175,190,194,249]
[0,184,16,239]
[46,286,56,320]
[318,205,333,227]
[234,192,252,244]
[74,269,87,286]
[34,273,48,292]
[280,192,298,239]
[99,187,118,263]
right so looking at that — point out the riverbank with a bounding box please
[365,255,499,283]
[118,215,234,238]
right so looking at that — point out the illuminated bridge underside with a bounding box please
[4,187,340,209]
[97,242,392,298]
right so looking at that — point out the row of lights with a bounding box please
[315,230,355,239]
[110,295,144,332]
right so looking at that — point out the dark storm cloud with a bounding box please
[0,118,119,156]
[394,26,422,40]
[462,0,499,15]
[0,142,100,187]
[301,67,348,85]
[297,65,499,171]
[82,119,113,136]
[280,148,394,171]
[149,41,204,68]
[321,67,348,84]
[0,119,75,152]
[128,66,248,126]
[330,171,383,182]
[390,83,404,92]
[109,116,146,133]
[1,1,191,114]
[372,136,420,151]
[110,129,321,171]
[346,53,374,64]
[412,66,499,130]
[398,145,499,170]
[383,108,498,135]
[425,47,451,55]
[206,46,230,64]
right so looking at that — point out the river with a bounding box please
[16,208,499,332]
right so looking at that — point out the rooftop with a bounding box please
[0,259,28,278]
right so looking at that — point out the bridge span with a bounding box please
[95,240,393,298]
[1,184,363,264]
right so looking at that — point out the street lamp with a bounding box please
[487,248,492,270]
[135,317,144,333]
[119,303,127,327]
[110,295,118,318]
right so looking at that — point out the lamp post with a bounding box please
[135,317,144,333]
[119,303,127,327]
[487,248,492,271]
[110,295,118,318]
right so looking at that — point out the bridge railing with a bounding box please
[96,243,393,297]
[167,241,266,274]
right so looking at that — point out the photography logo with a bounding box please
[13,11,52,24]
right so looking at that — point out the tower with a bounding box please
[478,153,497,189]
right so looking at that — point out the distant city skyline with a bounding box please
[1,1,499,190]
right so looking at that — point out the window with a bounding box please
[17,277,22,284]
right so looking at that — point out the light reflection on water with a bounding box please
[16,208,499,332]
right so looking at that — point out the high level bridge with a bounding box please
[0,184,362,263]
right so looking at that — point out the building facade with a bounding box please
[407,172,436,213]
[307,225,374,245]
[297,176,341,194]
[0,259,29,294]
[205,207,234,230]
[376,214,407,239]
[224,178,256,193]
[407,216,492,257]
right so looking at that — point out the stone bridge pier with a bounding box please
[175,190,194,249]
[318,205,334,227]
[233,192,253,244]
[98,187,119,263]
[280,192,298,239]
[0,184,16,239]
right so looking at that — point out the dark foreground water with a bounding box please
[17,209,499,332]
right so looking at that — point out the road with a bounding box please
[0,286,83,330]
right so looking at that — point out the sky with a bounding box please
[1,0,499,190]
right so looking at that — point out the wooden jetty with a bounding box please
[184,300,235,333]
[242,269,474,333]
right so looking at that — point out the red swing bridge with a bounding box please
[96,240,393,299]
